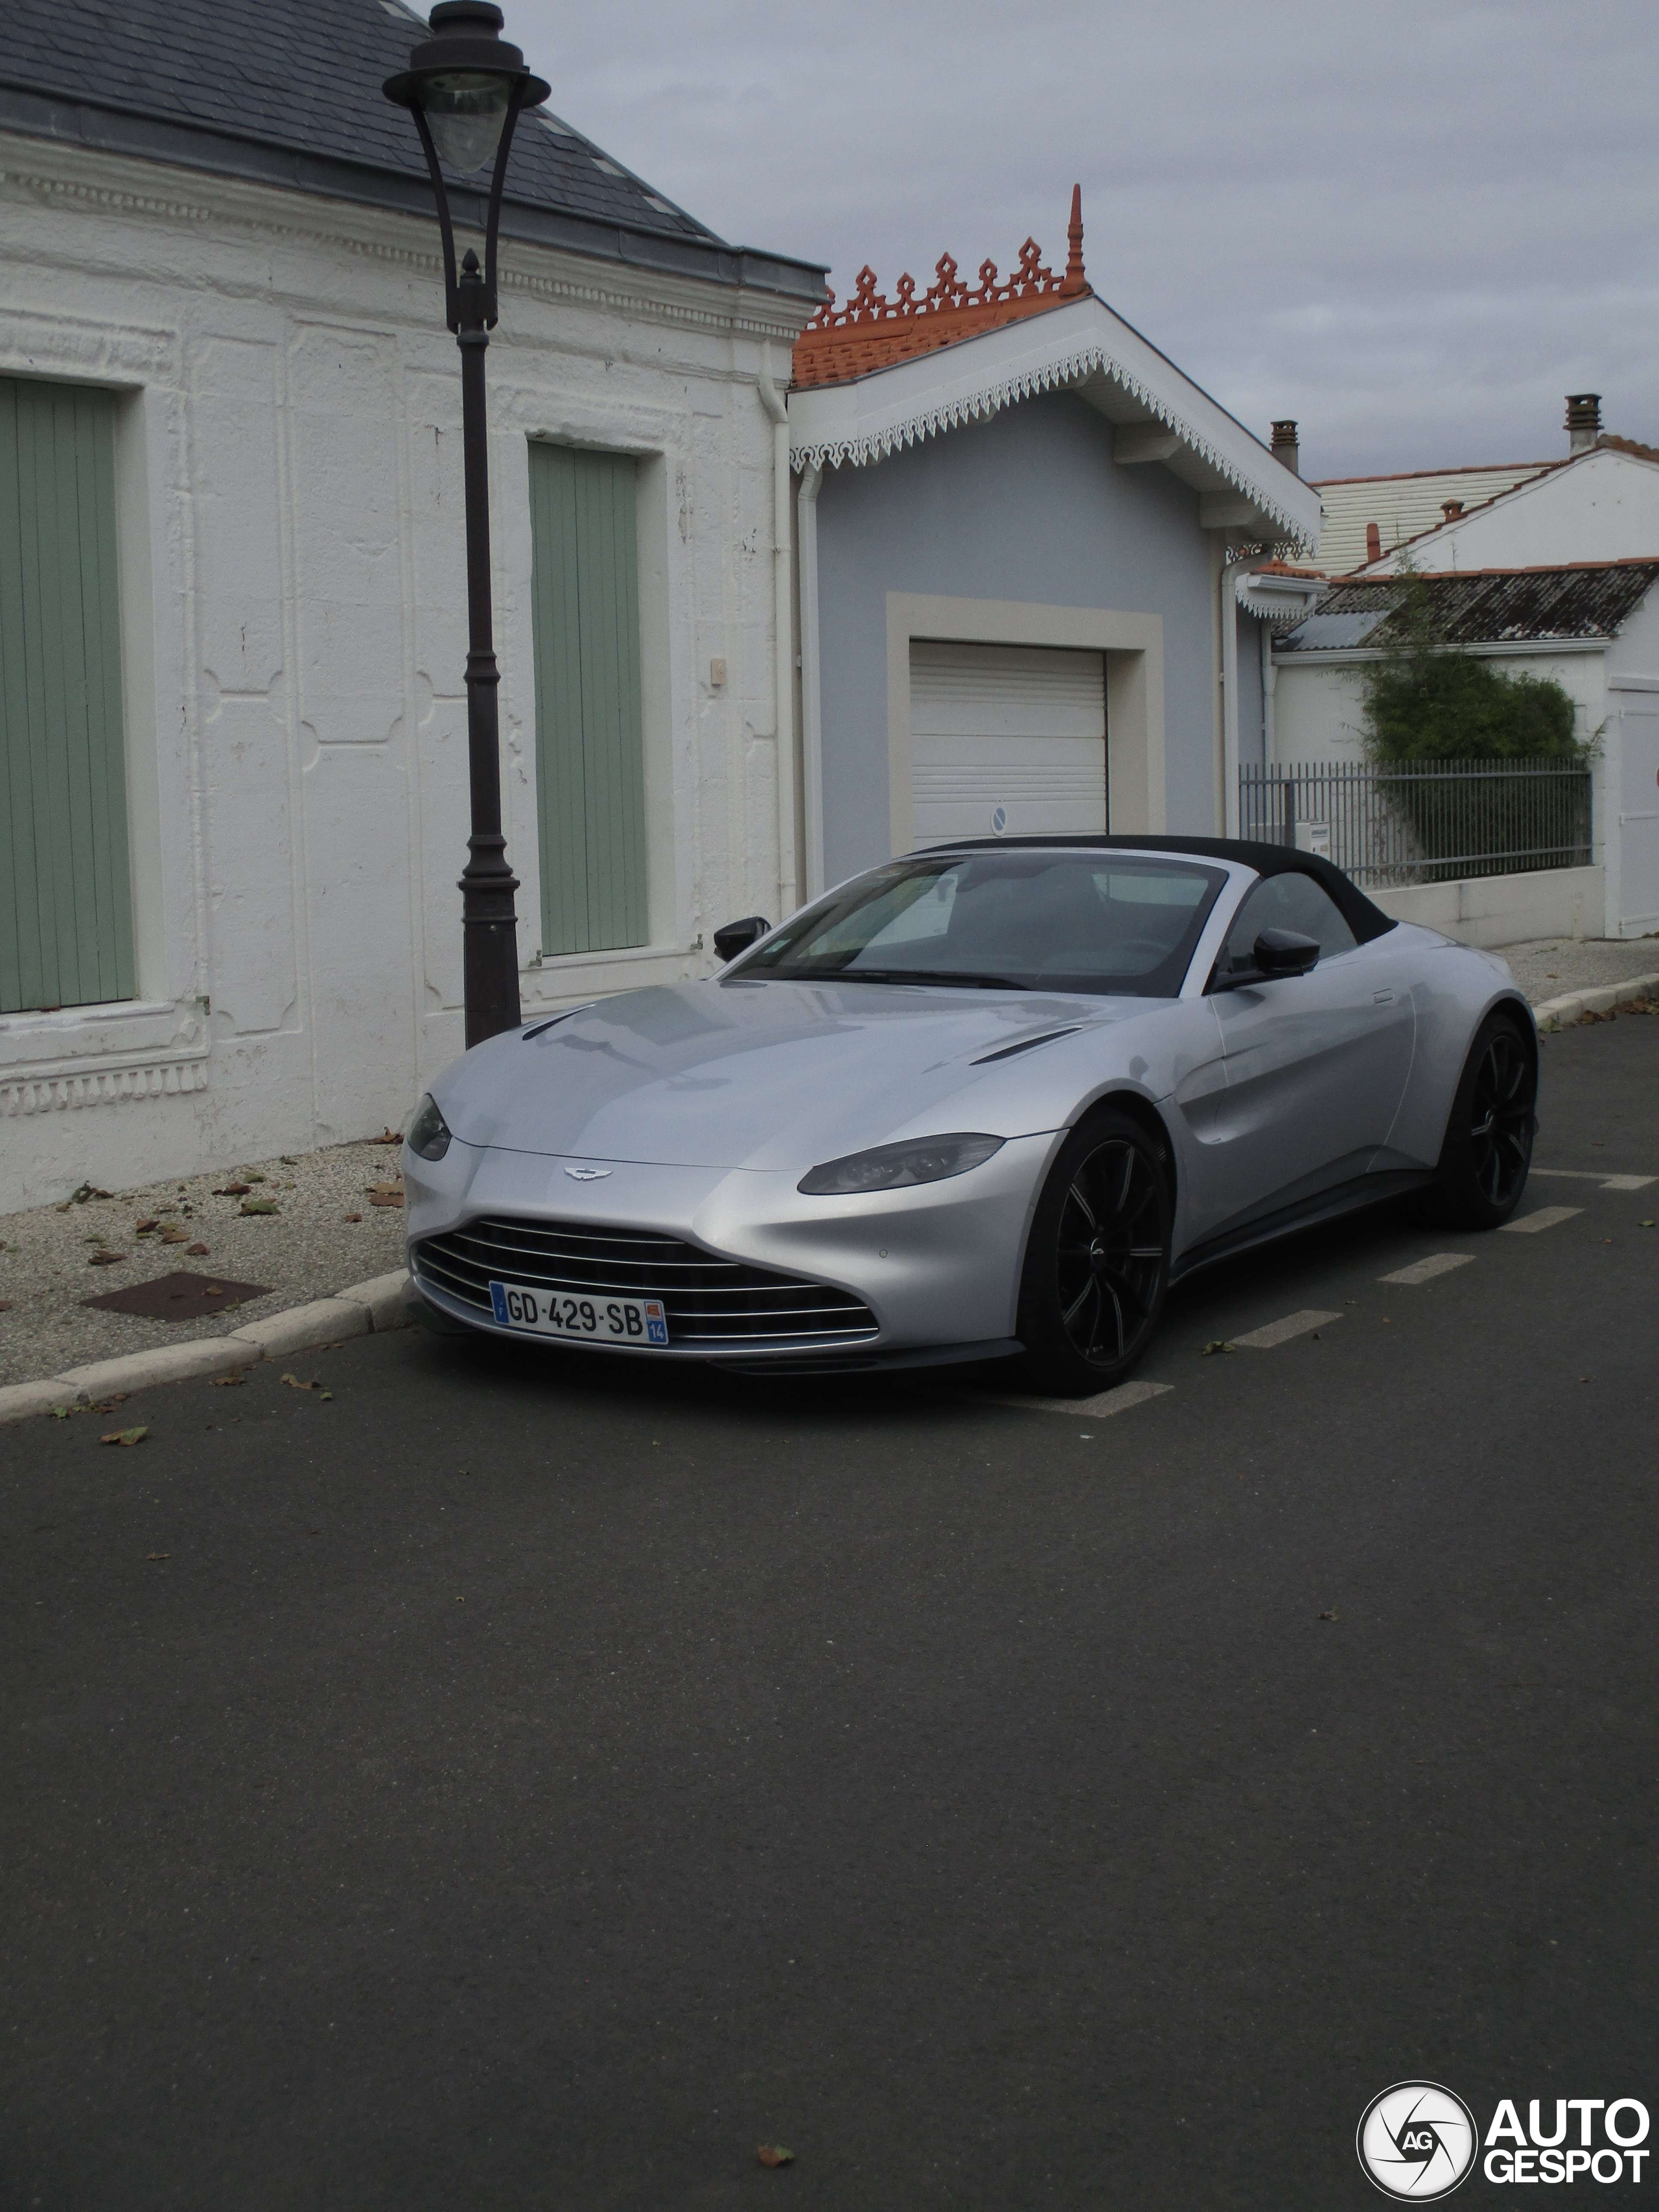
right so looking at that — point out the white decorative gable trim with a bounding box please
[788,296,1323,551]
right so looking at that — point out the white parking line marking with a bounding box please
[1530,1169,1656,1191]
[1231,1309,1342,1349]
[990,1379,1174,1417]
[1500,1205,1583,1234]
[1380,1252,1475,1286]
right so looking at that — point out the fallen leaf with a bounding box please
[211,1374,246,1388]
[279,1374,331,1399]
[281,1156,298,1165]
[757,2147,795,2169]
[213,1183,250,1196]
[1317,1609,1339,1622]
[1640,1220,1654,1229]
[50,1404,71,1419]
[160,1229,191,1244]
[367,1191,403,1208]
[240,1198,279,1215]
[100,1426,148,1447]
[370,1128,402,1145]
[1202,1339,1234,1356]
[0,1299,12,1312]
[344,1212,363,1223]
[186,1242,210,1256]
[241,1172,266,1184]
[87,1251,127,1266]
[135,1218,158,1234]
[145,1552,170,1561]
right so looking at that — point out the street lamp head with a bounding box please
[383,3,551,175]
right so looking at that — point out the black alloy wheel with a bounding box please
[1426,1009,1537,1229]
[1017,1107,1172,1395]
[1468,1024,1534,1207]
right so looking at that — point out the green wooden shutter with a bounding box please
[528,444,649,957]
[0,376,134,1014]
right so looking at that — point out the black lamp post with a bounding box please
[384,3,550,1047]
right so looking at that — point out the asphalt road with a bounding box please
[6,1015,1658,2209]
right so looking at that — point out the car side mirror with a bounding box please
[1254,927,1320,978]
[1213,926,1321,991]
[713,914,771,962]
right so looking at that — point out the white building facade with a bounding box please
[0,14,822,1213]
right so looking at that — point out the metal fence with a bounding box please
[1238,759,1593,888]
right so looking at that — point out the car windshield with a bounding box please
[734,850,1227,997]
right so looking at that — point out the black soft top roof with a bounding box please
[919,835,1398,945]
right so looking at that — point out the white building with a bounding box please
[1359,437,1659,576]
[1270,563,1659,940]
[0,0,823,1213]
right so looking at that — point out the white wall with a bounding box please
[0,135,809,1213]
[1367,447,1659,573]
[1269,644,1610,765]
[1603,585,1659,937]
[1371,865,1603,949]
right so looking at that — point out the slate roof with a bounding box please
[1274,561,1659,650]
[0,0,825,302]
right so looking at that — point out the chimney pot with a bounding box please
[1566,392,1602,454]
[1441,500,1463,521]
[1365,522,1382,563]
[1270,419,1299,476]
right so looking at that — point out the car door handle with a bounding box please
[1373,989,1397,1005]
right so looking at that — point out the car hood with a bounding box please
[434,978,1156,1170]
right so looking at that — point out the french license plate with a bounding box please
[489,1281,669,1347]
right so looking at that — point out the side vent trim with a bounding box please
[971,1024,1085,1065]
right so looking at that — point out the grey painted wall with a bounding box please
[813,390,1220,883]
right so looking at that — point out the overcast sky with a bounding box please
[505,0,1657,480]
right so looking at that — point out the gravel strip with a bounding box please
[1498,936,1659,1004]
[0,1139,408,1388]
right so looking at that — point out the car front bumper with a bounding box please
[402,1133,1060,1366]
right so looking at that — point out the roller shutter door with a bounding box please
[909,640,1106,847]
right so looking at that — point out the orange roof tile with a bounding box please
[792,186,1090,391]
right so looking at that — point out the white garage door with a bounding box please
[909,640,1106,846]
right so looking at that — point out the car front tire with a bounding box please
[1424,1007,1537,1229]
[1015,1106,1172,1397]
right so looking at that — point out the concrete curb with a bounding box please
[1533,970,1659,1032]
[0,1268,411,1428]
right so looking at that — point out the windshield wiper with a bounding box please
[803,966,1030,991]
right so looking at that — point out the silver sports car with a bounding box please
[404,837,1537,1394]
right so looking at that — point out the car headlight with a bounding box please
[406,1093,452,1162]
[798,1132,1004,1196]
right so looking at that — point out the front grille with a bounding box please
[413,1217,879,1349]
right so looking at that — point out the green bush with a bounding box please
[1362,571,1583,765]
[1361,572,1592,878]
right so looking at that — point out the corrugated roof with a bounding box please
[0,0,826,300]
[1311,461,1559,575]
[1274,560,1659,649]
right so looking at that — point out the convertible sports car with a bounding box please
[404,836,1537,1394]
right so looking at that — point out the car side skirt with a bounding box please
[1170,1169,1437,1284]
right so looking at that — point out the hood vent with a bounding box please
[971,1023,1085,1065]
